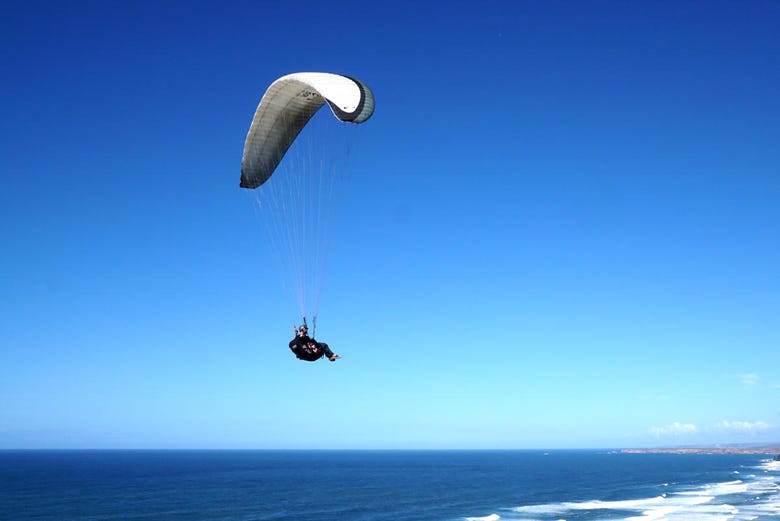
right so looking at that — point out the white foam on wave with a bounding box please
[759,459,780,472]
[464,514,500,521]
[506,478,768,520]
[507,493,742,521]
[677,479,749,497]
[735,459,780,519]
[464,457,780,521]
[512,495,668,514]
[511,494,722,519]
[625,501,739,521]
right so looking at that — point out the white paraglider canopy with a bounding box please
[241,72,374,189]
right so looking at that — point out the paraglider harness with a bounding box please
[289,316,324,361]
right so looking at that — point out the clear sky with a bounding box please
[1,0,779,450]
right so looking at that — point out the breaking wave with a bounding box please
[462,458,780,521]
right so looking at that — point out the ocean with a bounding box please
[1,450,778,520]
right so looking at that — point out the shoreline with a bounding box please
[620,447,780,455]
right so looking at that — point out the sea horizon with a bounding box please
[2,444,779,452]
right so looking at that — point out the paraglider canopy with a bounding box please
[240,72,375,189]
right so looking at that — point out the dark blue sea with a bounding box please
[1,450,779,520]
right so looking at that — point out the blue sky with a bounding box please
[1,0,779,449]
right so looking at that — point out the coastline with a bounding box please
[620,447,780,455]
